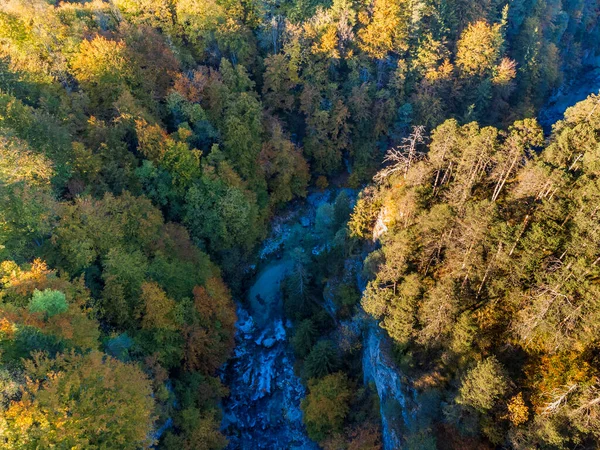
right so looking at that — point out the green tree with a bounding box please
[291,319,317,358]
[457,357,507,412]
[304,340,339,379]
[28,289,68,318]
[315,202,335,241]
[223,92,264,184]
[262,54,299,112]
[184,176,262,254]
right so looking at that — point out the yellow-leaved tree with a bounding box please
[0,351,155,449]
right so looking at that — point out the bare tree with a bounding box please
[374,125,426,183]
[542,383,578,415]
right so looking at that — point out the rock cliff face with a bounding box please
[362,324,418,450]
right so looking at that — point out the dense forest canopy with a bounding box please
[0,0,599,448]
[351,96,600,448]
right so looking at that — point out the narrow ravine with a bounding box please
[219,70,600,448]
[538,68,600,133]
[220,189,420,449]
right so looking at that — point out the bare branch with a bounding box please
[374,125,427,183]
[542,384,578,415]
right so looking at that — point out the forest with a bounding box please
[0,0,599,448]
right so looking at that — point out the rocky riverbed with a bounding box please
[220,194,330,449]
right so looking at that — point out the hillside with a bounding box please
[0,0,599,449]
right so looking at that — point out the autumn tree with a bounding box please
[184,277,236,374]
[0,351,155,449]
[0,260,100,352]
[357,0,410,59]
[302,372,352,442]
[456,21,504,77]
[140,281,178,331]
[70,35,134,111]
[260,122,309,206]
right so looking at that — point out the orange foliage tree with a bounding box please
[184,277,236,374]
